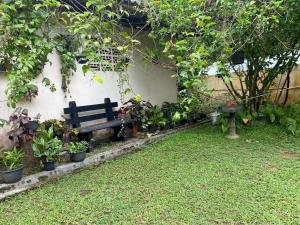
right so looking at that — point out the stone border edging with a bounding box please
[0,121,209,200]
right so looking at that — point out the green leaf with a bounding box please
[86,1,92,8]
[172,112,181,122]
[42,77,51,86]
[133,94,142,102]
[124,88,132,94]
[104,37,111,44]
[223,76,231,84]
[92,75,104,84]
[82,65,90,74]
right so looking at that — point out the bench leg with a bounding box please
[111,126,125,141]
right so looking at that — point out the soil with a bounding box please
[280,152,299,159]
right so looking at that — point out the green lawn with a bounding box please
[0,124,299,225]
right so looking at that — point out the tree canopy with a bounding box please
[145,0,300,112]
[0,0,299,113]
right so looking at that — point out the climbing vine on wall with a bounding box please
[0,0,58,107]
[55,35,79,93]
[0,0,136,108]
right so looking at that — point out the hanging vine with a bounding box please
[55,34,79,93]
[0,0,137,108]
[0,0,58,107]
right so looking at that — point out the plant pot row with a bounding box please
[42,151,87,171]
[0,151,88,184]
[1,129,89,184]
[1,122,170,184]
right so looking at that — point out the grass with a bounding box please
[0,123,299,224]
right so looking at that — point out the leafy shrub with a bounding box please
[121,95,152,126]
[217,104,259,133]
[68,141,88,154]
[217,103,300,135]
[161,102,183,127]
[0,147,23,170]
[40,119,78,143]
[144,105,167,129]
[259,103,300,135]
[32,126,62,162]
[7,107,40,147]
[40,119,65,138]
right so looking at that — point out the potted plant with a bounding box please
[121,95,153,135]
[0,147,24,183]
[144,105,167,133]
[32,126,62,171]
[68,141,89,162]
[161,102,184,128]
[7,107,40,147]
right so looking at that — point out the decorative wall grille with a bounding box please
[88,48,129,72]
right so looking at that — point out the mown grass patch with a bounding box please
[0,124,299,224]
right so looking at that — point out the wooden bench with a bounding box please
[64,98,134,141]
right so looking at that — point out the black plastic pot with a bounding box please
[148,125,159,133]
[43,161,55,171]
[29,121,39,132]
[1,167,23,184]
[70,151,86,162]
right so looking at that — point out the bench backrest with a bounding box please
[64,98,118,128]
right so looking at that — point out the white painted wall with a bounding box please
[0,46,177,146]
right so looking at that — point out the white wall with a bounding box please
[0,46,177,146]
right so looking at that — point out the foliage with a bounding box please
[40,119,78,143]
[68,141,89,154]
[55,35,79,93]
[145,0,300,113]
[181,81,226,117]
[6,107,40,147]
[32,126,62,162]
[0,125,299,224]
[0,0,58,107]
[217,113,230,133]
[217,102,300,135]
[144,105,166,128]
[40,120,65,139]
[0,147,23,170]
[0,0,136,107]
[0,118,7,128]
[236,110,259,128]
[121,95,153,125]
[259,103,300,135]
[179,78,213,119]
[161,102,183,127]
[217,104,259,133]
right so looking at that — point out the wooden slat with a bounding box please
[79,119,135,133]
[66,111,119,125]
[64,102,118,114]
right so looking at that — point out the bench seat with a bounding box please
[79,118,135,134]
